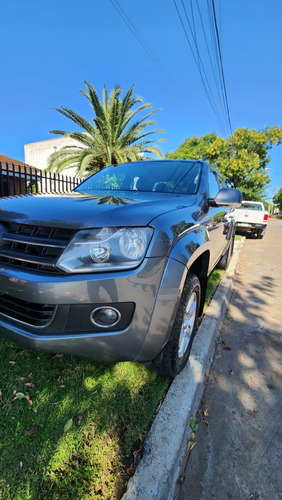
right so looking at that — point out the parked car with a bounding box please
[227,200,268,238]
[0,160,242,377]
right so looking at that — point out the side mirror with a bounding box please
[209,188,242,208]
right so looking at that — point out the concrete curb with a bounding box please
[122,239,245,500]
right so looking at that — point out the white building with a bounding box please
[24,137,82,179]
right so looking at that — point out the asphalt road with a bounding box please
[176,220,282,500]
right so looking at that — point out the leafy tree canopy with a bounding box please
[167,127,282,200]
[273,187,282,211]
[47,82,166,176]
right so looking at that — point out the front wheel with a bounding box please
[153,273,201,378]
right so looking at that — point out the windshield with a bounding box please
[75,160,202,195]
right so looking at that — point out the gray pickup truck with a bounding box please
[0,160,242,377]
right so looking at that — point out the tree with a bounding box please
[47,82,166,176]
[273,187,282,211]
[167,127,282,200]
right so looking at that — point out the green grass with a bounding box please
[205,268,225,307]
[0,268,224,500]
[0,343,168,499]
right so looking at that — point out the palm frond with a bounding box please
[49,81,166,174]
[81,82,106,125]
[51,107,96,135]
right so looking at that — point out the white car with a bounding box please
[228,200,268,238]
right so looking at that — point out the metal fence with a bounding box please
[0,162,80,198]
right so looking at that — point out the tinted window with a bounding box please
[218,174,226,190]
[236,203,263,211]
[208,168,220,198]
[75,161,202,195]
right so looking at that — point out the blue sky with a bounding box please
[1,0,281,200]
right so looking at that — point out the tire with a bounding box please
[153,272,201,378]
[217,234,235,270]
[257,229,264,239]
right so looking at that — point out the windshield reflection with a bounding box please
[77,194,131,206]
[75,160,202,195]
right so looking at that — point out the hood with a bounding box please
[0,191,196,229]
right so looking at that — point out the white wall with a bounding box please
[24,137,82,179]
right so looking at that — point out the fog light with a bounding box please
[90,307,121,328]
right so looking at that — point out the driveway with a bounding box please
[176,220,282,499]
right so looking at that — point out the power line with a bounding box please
[210,0,233,135]
[109,0,194,107]
[173,0,228,135]
[206,0,229,130]
[110,0,233,136]
[195,0,225,112]
[110,0,171,84]
[174,0,233,137]
[181,0,223,119]
[206,0,232,135]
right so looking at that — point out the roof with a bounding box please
[0,153,39,174]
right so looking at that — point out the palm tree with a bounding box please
[47,82,166,176]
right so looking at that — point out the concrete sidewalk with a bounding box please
[176,220,282,499]
[122,238,245,500]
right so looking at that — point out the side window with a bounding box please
[209,168,220,198]
[218,174,226,190]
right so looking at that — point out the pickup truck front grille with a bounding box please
[0,223,75,273]
[0,293,56,328]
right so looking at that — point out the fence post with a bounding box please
[6,163,10,196]
[0,163,4,197]
[23,166,28,194]
[35,168,39,193]
[39,169,43,194]
[11,164,17,195]
[18,164,22,195]
[30,167,33,194]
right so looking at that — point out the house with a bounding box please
[0,154,40,196]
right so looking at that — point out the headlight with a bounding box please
[56,227,153,273]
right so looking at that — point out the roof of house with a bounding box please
[0,153,39,174]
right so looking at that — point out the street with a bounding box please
[176,220,282,500]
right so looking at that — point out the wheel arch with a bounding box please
[169,226,211,316]
[135,243,210,362]
[188,250,209,316]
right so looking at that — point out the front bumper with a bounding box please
[0,256,187,362]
